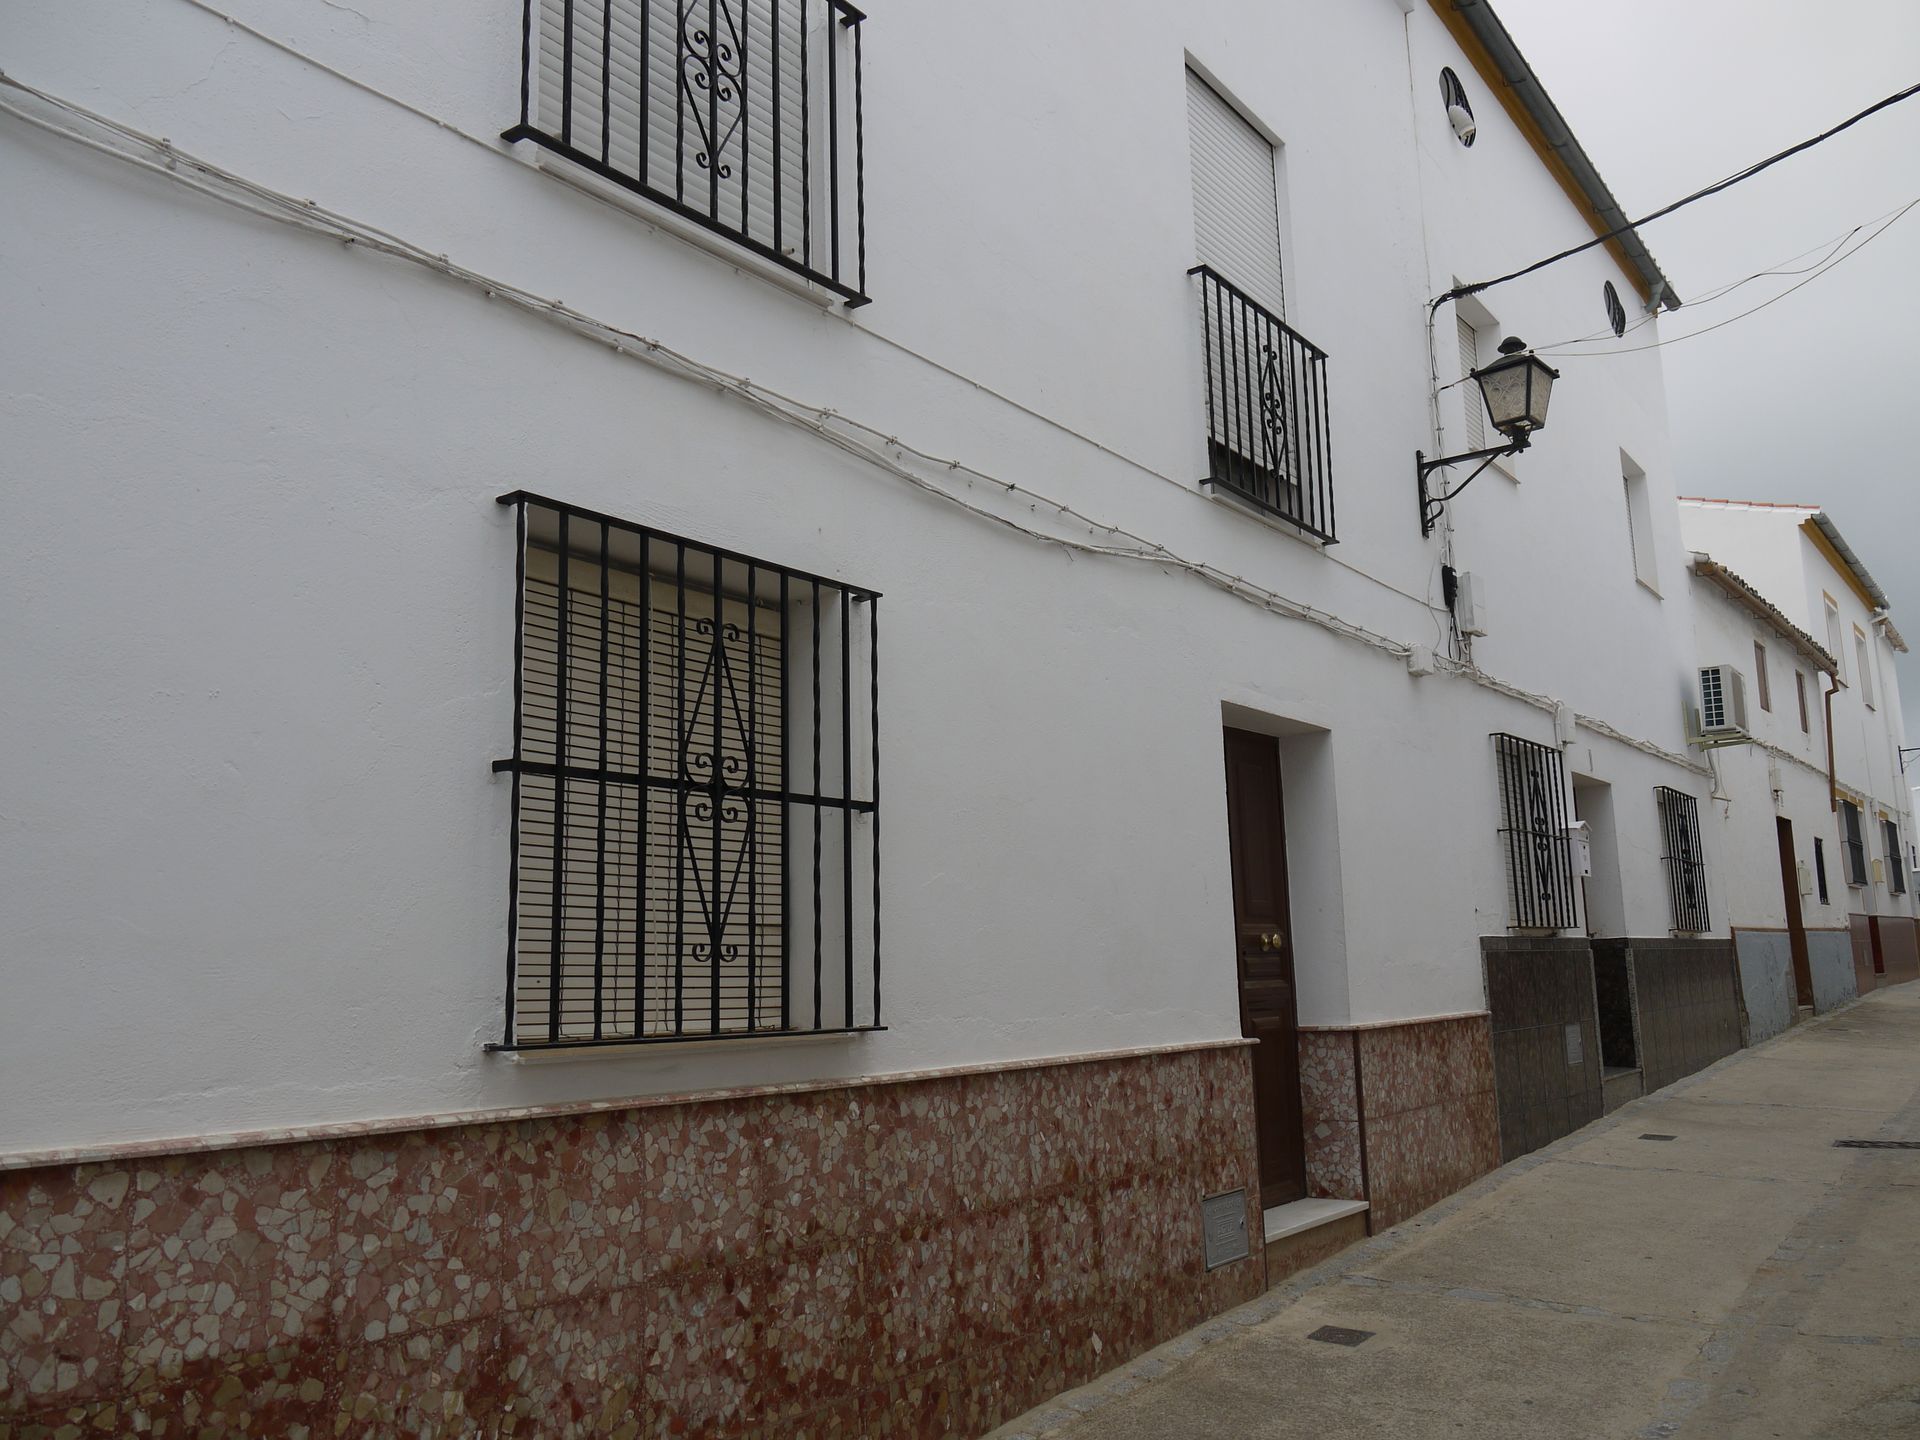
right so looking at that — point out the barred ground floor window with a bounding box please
[492,493,879,1050]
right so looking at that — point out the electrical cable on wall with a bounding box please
[0,72,1711,779]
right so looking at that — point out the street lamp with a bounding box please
[1417,337,1561,537]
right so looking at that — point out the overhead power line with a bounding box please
[1434,78,1920,312]
[1541,196,1920,359]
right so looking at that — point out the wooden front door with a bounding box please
[1777,818,1815,1008]
[1223,727,1307,1209]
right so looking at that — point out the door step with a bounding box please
[1262,1198,1369,1288]
[1601,1066,1643,1114]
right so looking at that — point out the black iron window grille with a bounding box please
[1655,786,1710,934]
[1842,801,1868,886]
[1189,265,1336,543]
[506,0,869,306]
[1814,836,1830,904]
[491,493,880,1050]
[1885,819,1906,894]
[1492,733,1578,931]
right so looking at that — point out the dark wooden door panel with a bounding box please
[1777,818,1814,1008]
[1224,727,1307,1210]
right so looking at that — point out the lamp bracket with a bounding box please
[1416,437,1530,538]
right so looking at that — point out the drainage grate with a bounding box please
[1307,1325,1375,1347]
[1834,1140,1920,1149]
[1639,1134,1677,1142]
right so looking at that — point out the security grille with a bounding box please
[1190,266,1336,541]
[1655,786,1710,934]
[506,0,869,305]
[1842,801,1868,886]
[1886,819,1906,895]
[1493,733,1578,931]
[492,492,880,1049]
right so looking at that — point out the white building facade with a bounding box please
[1681,500,1919,1042]
[0,0,1762,1430]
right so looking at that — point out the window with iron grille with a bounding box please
[491,493,880,1050]
[1885,819,1906,895]
[505,0,869,306]
[1185,70,1334,542]
[1814,837,1830,904]
[1492,734,1578,931]
[1842,801,1868,886]
[1655,787,1709,934]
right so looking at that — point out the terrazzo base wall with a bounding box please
[1296,1014,1500,1232]
[0,1043,1265,1439]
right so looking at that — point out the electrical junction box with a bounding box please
[1453,571,1489,636]
[1567,819,1593,878]
[1798,861,1813,897]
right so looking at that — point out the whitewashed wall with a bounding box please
[1681,503,1917,920]
[1,0,1713,1151]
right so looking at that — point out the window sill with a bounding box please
[1635,577,1663,599]
[516,145,851,314]
[488,1026,884,1064]
[1200,481,1332,550]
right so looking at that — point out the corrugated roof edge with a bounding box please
[1690,553,1837,675]
[1440,0,1681,311]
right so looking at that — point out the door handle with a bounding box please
[1260,932,1283,951]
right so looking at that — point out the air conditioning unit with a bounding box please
[1698,665,1750,737]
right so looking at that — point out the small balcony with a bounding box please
[1189,265,1335,543]
[507,0,869,306]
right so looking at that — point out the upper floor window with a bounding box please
[1825,596,1846,682]
[1795,670,1810,733]
[1186,68,1334,542]
[507,0,870,305]
[1492,733,1578,931]
[492,493,879,1050]
[1885,819,1907,895]
[1841,800,1868,887]
[1752,641,1771,712]
[1622,452,1657,593]
[1655,787,1709,934]
[1854,628,1874,708]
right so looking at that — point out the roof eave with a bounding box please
[1435,0,1682,312]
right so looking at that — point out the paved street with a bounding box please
[994,985,1920,1440]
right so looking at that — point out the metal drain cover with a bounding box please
[1834,1139,1920,1149]
[1639,1134,1677,1141]
[1308,1325,1375,1347]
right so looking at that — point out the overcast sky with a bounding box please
[1495,0,1920,736]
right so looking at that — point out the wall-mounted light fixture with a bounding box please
[1417,337,1560,537]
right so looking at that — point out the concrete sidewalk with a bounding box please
[992,985,1920,1440]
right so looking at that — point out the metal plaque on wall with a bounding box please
[1202,1189,1249,1270]
[1565,1022,1584,1066]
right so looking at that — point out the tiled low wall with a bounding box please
[1732,929,1798,1046]
[1809,929,1857,1014]
[1634,938,1743,1094]
[1483,936,1603,1163]
[1298,1014,1500,1232]
[1877,916,1920,987]
[0,1044,1265,1438]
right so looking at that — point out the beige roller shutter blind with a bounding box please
[536,0,816,260]
[515,547,785,1044]
[1187,69,1286,317]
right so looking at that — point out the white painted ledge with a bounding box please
[1263,1196,1369,1243]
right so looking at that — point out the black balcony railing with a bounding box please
[1655,786,1710,934]
[1189,265,1335,543]
[507,0,869,306]
[490,492,881,1050]
[1493,733,1579,932]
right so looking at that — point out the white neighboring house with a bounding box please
[0,0,1749,1427]
[1681,499,1920,1023]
